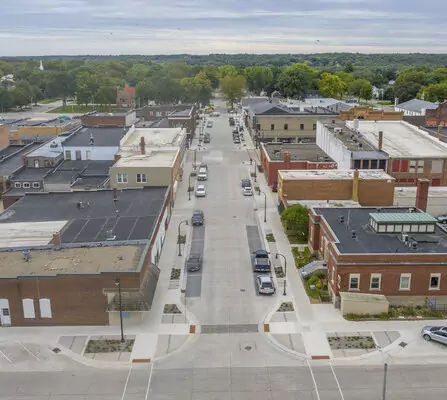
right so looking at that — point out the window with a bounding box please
[386,225,395,233]
[22,298,35,319]
[270,124,275,130]
[32,182,40,189]
[409,160,416,173]
[419,225,427,233]
[65,150,71,160]
[349,274,360,290]
[429,273,441,290]
[417,160,424,173]
[284,124,288,130]
[399,273,411,290]
[44,160,50,167]
[39,298,52,318]
[14,182,21,188]
[300,123,304,130]
[23,182,30,188]
[136,173,147,183]
[370,274,381,290]
[156,111,162,117]
[117,173,128,183]
[86,150,91,160]
[313,124,316,130]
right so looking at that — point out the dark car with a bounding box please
[187,254,203,272]
[241,178,252,188]
[192,210,204,226]
[232,129,239,134]
[437,215,447,224]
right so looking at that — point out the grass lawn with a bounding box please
[48,105,128,114]
[287,234,308,244]
[377,100,393,106]
[39,98,60,104]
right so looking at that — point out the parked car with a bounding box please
[241,178,252,188]
[239,125,244,132]
[192,210,204,226]
[233,138,241,144]
[206,121,213,128]
[199,163,208,170]
[195,184,206,197]
[437,215,447,224]
[232,129,239,134]
[204,134,211,143]
[252,250,271,273]
[187,254,203,272]
[255,275,276,295]
[421,326,447,344]
[243,187,253,196]
[197,168,208,181]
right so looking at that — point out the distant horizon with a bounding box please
[2,0,447,57]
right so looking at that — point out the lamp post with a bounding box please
[193,149,197,170]
[253,160,257,183]
[188,173,192,201]
[178,220,188,256]
[275,253,287,295]
[259,189,267,222]
[246,149,252,165]
[114,279,125,343]
[382,363,388,400]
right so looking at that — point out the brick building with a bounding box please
[425,101,447,127]
[339,106,403,121]
[278,169,395,208]
[0,123,9,149]
[0,187,171,326]
[308,187,447,307]
[81,111,137,127]
[116,84,136,108]
[259,143,336,186]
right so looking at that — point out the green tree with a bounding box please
[76,72,99,106]
[193,72,213,105]
[126,63,150,86]
[280,204,309,241]
[166,63,191,80]
[219,74,246,108]
[151,77,183,104]
[201,65,220,89]
[318,73,346,99]
[136,79,155,106]
[277,63,314,99]
[393,69,428,103]
[95,79,117,107]
[217,65,238,79]
[421,83,447,102]
[360,81,373,101]
[349,78,370,98]
[344,63,354,73]
[46,71,76,106]
[10,80,34,107]
[0,87,11,112]
[243,66,274,95]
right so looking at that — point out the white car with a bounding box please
[206,121,213,128]
[243,187,253,196]
[195,184,206,197]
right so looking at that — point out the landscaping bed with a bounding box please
[266,233,276,242]
[177,234,186,244]
[85,338,134,353]
[274,266,285,278]
[163,304,181,314]
[287,234,308,244]
[277,302,294,312]
[328,335,375,350]
[292,247,316,269]
[345,306,445,321]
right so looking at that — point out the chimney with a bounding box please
[140,136,145,155]
[352,169,359,202]
[52,231,61,247]
[284,152,291,169]
[415,178,430,212]
[378,131,383,151]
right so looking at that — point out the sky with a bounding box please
[1,0,447,56]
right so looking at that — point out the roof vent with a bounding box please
[339,215,345,223]
[49,141,58,148]
[89,134,94,145]
[376,207,382,212]
[411,241,418,250]
[106,230,116,241]
[401,232,409,243]
[351,230,357,239]
[23,249,31,262]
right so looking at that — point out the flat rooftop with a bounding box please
[313,207,447,254]
[279,169,394,181]
[352,120,447,158]
[115,150,177,168]
[0,245,143,277]
[0,187,168,244]
[263,143,333,162]
[63,126,128,147]
[13,167,52,181]
[26,139,64,158]
[121,126,185,148]
[71,176,109,188]
[169,108,193,118]
[0,143,42,177]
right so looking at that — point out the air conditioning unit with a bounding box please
[334,127,343,134]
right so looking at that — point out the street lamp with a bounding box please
[114,278,125,343]
[246,149,252,165]
[193,149,197,170]
[275,253,287,295]
[253,160,257,183]
[259,189,267,223]
[188,173,192,201]
[178,220,188,256]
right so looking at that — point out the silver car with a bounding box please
[195,184,206,197]
[255,275,276,295]
[421,326,447,344]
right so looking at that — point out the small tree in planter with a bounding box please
[280,204,309,242]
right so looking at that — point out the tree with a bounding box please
[95,79,117,107]
[0,87,11,112]
[349,78,370,98]
[126,63,150,86]
[219,75,245,108]
[243,66,274,95]
[277,63,314,99]
[166,63,191,80]
[360,81,373,101]
[393,69,428,103]
[422,83,447,102]
[136,79,155,105]
[151,77,183,104]
[201,66,220,89]
[193,72,213,105]
[46,71,76,106]
[280,204,308,241]
[217,65,238,79]
[10,81,34,108]
[76,72,99,106]
[318,73,345,99]
[344,63,354,73]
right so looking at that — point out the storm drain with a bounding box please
[201,324,259,334]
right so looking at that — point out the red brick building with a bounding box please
[116,84,136,108]
[81,111,137,127]
[259,143,336,186]
[426,101,447,127]
[0,187,171,326]
[308,179,447,306]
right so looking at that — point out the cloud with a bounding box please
[0,0,446,55]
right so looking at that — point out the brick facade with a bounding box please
[340,107,403,121]
[0,124,9,149]
[425,101,447,127]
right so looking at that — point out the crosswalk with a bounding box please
[121,363,153,400]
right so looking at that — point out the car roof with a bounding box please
[197,184,205,189]
[258,275,273,283]
[255,249,268,255]
[188,253,202,259]
[193,210,203,214]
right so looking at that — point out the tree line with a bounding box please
[1,57,447,112]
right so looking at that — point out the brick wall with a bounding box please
[0,124,9,149]
[358,179,395,206]
[281,178,352,201]
[426,102,447,126]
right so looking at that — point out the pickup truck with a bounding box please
[252,250,271,273]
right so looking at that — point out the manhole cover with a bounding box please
[245,346,252,351]
[240,288,246,292]
[399,341,408,348]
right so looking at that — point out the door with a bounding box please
[75,150,82,160]
[34,160,39,168]
[0,299,11,326]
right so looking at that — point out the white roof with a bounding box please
[120,126,185,149]
[353,120,447,158]
[0,221,67,248]
[279,169,394,181]
[114,150,177,168]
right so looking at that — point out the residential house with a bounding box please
[394,98,438,116]
[116,84,136,108]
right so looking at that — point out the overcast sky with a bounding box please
[1,0,447,56]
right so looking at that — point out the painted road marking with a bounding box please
[16,341,41,361]
[144,363,154,400]
[306,360,321,400]
[0,349,12,363]
[330,362,346,400]
[120,364,133,400]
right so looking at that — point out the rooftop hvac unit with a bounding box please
[401,233,409,243]
[106,230,116,241]
[334,127,343,134]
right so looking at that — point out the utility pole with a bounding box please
[382,363,388,400]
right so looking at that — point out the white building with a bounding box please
[394,98,438,116]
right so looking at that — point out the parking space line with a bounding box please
[120,364,133,400]
[330,363,345,400]
[16,341,41,361]
[0,349,12,363]
[306,360,321,400]
[144,363,154,400]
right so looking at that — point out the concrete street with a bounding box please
[2,96,447,399]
